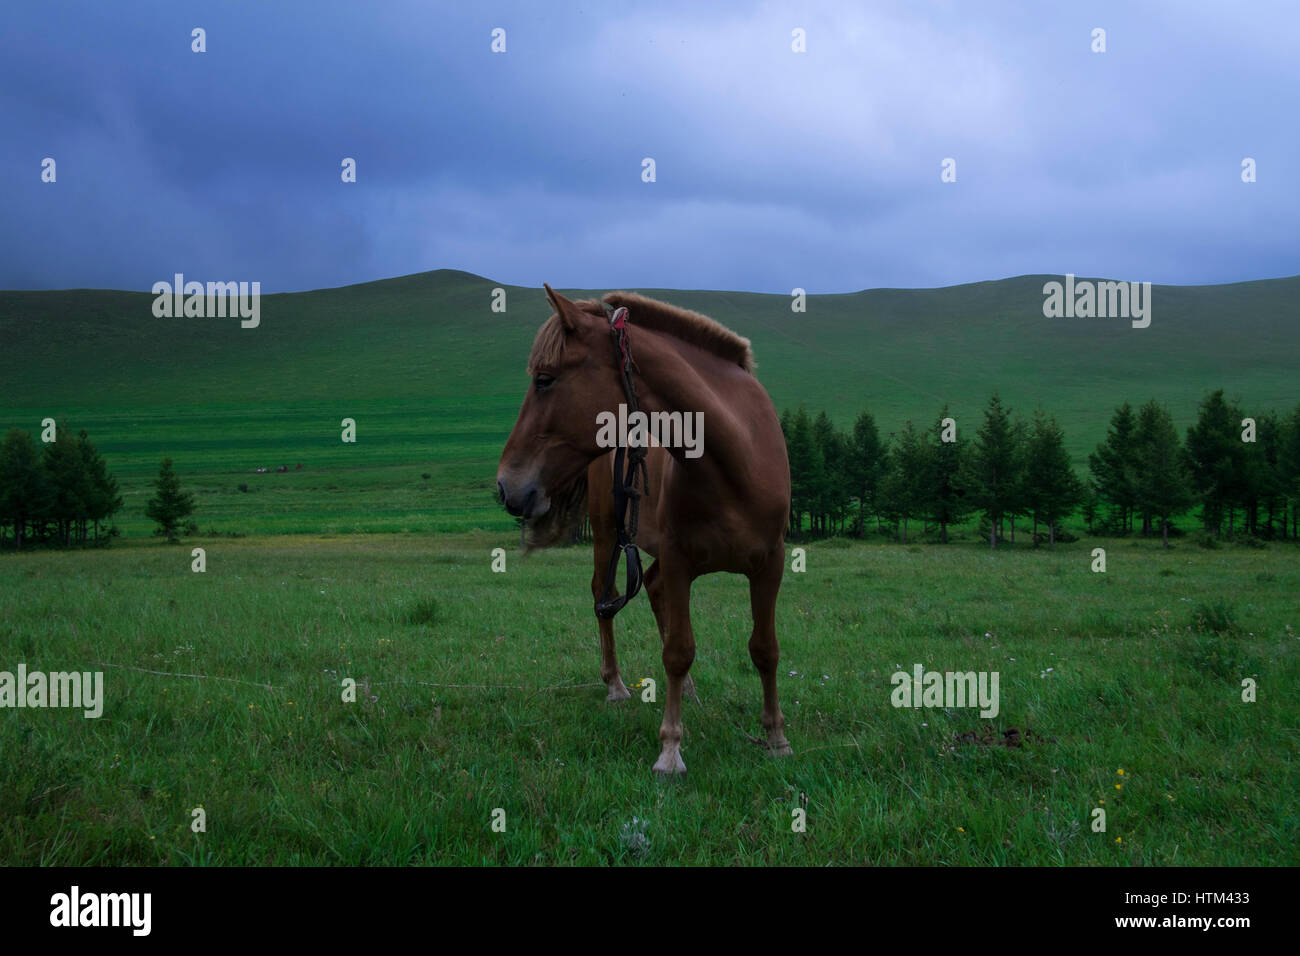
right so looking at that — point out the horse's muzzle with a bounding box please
[498,477,544,519]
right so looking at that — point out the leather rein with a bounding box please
[593,304,650,620]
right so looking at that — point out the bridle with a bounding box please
[593,303,650,620]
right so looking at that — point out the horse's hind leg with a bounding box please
[748,556,791,756]
[652,552,695,775]
[646,560,696,703]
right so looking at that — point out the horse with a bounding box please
[496,284,792,775]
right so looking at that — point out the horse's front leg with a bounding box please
[592,567,631,702]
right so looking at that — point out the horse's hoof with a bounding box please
[606,684,632,703]
[652,750,687,776]
[767,736,793,757]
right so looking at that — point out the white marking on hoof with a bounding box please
[606,678,632,702]
[652,748,687,775]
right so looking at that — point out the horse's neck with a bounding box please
[630,328,746,466]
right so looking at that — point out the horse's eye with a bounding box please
[534,373,556,393]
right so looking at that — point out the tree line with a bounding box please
[781,389,1300,548]
[0,424,199,547]
[0,424,122,547]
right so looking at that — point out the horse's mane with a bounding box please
[527,291,755,375]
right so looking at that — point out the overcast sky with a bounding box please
[3,0,1297,294]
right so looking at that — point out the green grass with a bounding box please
[1,270,1295,864]
[2,533,1295,865]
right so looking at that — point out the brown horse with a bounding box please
[496,284,792,774]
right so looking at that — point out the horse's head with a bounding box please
[497,284,624,539]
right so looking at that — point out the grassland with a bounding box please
[1,532,1295,865]
[0,270,1295,866]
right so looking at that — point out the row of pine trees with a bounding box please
[0,425,122,546]
[781,390,1300,547]
[7,390,1296,549]
[0,423,197,547]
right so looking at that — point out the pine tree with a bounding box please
[1185,390,1246,535]
[1023,409,1083,548]
[1004,416,1029,543]
[928,406,970,543]
[145,458,196,541]
[1132,400,1194,547]
[963,394,1019,548]
[0,429,50,548]
[77,429,122,541]
[882,421,929,542]
[1241,410,1283,538]
[786,407,823,536]
[812,411,844,535]
[1088,402,1139,533]
[42,420,88,546]
[848,410,888,537]
[1080,484,1100,534]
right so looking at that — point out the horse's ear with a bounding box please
[544,282,578,330]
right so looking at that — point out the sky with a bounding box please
[2,0,1297,294]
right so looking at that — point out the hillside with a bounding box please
[1,270,1297,535]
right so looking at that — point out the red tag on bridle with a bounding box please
[609,306,631,366]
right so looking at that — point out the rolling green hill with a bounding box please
[1,270,1296,536]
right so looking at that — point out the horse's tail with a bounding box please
[521,470,590,553]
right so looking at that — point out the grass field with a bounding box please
[2,532,1295,865]
[1,271,1296,866]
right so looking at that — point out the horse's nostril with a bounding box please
[498,478,523,516]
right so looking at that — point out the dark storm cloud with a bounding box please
[2,0,1296,293]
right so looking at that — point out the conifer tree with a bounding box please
[0,429,48,548]
[77,429,122,541]
[1132,400,1194,547]
[1024,409,1083,548]
[882,421,929,542]
[849,410,887,536]
[786,408,823,535]
[43,420,87,546]
[145,458,196,541]
[1088,402,1139,532]
[927,406,969,543]
[963,394,1019,548]
[812,411,843,534]
[1185,390,1246,535]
